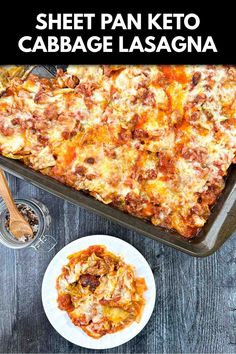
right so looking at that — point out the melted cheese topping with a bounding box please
[56,245,147,338]
[0,65,235,237]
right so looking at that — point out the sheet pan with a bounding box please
[0,65,235,256]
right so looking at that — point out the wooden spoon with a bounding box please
[0,169,33,239]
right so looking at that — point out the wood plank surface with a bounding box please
[0,173,236,354]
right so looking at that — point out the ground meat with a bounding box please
[11,118,21,126]
[2,88,14,97]
[34,89,50,104]
[138,87,155,106]
[61,130,77,140]
[194,93,207,104]
[125,192,147,214]
[192,72,201,86]
[21,119,35,131]
[191,203,210,219]
[44,104,58,120]
[84,157,95,164]
[75,165,87,176]
[84,96,93,109]
[40,78,52,90]
[33,120,49,130]
[138,169,157,182]
[86,174,96,180]
[181,147,208,164]
[79,274,100,291]
[103,66,114,76]
[200,182,224,205]
[75,82,97,97]
[37,134,49,145]
[158,152,175,175]
[227,67,236,81]
[0,126,14,136]
[70,313,89,327]
[108,175,120,187]
[133,129,149,139]
[132,113,140,125]
[190,111,200,121]
[204,110,214,120]
[104,149,117,159]
[103,65,123,76]
[58,294,74,311]
[65,75,80,89]
[146,169,157,179]
[118,128,132,142]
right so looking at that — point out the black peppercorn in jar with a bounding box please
[0,198,56,252]
[5,203,39,242]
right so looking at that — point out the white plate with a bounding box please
[42,235,156,350]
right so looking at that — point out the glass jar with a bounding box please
[0,198,57,252]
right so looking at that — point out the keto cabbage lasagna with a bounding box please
[0,65,235,237]
[56,245,147,338]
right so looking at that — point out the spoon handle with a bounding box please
[0,169,20,219]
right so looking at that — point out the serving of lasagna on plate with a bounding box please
[56,245,147,338]
[0,65,235,237]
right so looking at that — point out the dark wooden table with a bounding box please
[0,172,236,354]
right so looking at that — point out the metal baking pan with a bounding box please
[0,65,235,257]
